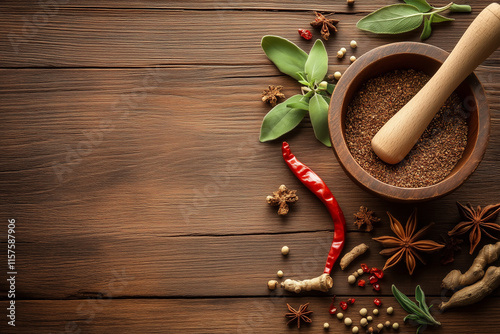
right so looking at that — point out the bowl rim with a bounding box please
[328,42,490,202]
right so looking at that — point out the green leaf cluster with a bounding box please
[259,36,334,147]
[357,1,471,40]
[392,285,441,334]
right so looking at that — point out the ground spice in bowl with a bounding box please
[345,69,468,188]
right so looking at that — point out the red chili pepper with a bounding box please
[373,298,382,307]
[361,263,370,273]
[282,142,346,275]
[298,29,313,40]
[368,274,378,284]
[339,301,348,311]
[329,305,337,315]
[372,282,381,291]
[347,297,355,305]
[357,279,366,287]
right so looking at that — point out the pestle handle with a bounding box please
[371,3,500,165]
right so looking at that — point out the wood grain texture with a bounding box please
[2,296,500,333]
[0,1,499,332]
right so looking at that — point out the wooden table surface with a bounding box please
[1,1,499,333]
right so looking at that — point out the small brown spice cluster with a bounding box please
[345,69,468,188]
[310,12,339,40]
[266,184,298,215]
[440,235,463,265]
[354,206,380,232]
[261,85,285,107]
[448,202,500,254]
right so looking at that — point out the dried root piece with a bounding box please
[339,243,369,270]
[441,241,500,290]
[440,266,500,311]
[281,273,333,293]
[266,184,298,215]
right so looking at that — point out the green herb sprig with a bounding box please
[260,36,334,147]
[357,1,471,40]
[392,284,441,334]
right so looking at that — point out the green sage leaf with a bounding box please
[308,93,331,147]
[415,285,430,315]
[286,101,309,111]
[259,95,308,142]
[261,36,308,81]
[357,4,424,34]
[392,285,425,317]
[304,39,328,86]
[431,13,454,23]
[404,0,432,12]
[449,4,472,12]
[420,15,432,40]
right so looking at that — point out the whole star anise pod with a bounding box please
[261,85,285,107]
[373,209,444,275]
[266,184,298,215]
[354,206,381,232]
[285,303,313,328]
[310,12,339,40]
[448,202,500,254]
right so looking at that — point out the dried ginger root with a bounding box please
[439,266,500,311]
[339,243,369,270]
[281,273,333,293]
[441,241,500,290]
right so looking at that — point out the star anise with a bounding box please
[440,235,463,265]
[261,85,285,107]
[448,202,500,254]
[373,209,444,275]
[285,303,313,328]
[266,184,298,215]
[310,12,339,40]
[354,206,381,232]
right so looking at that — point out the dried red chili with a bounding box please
[361,263,370,273]
[372,282,381,291]
[358,279,366,287]
[373,298,382,307]
[298,29,313,40]
[339,301,348,311]
[347,298,355,305]
[329,305,337,315]
[282,142,346,275]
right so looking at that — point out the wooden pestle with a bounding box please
[371,3,500,165]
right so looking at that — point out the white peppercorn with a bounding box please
[352,326,359,334]
[350,55,357,63]
[353,271,359,278]
[277,270,284,278]
[337,312,344,320]
[387,306,394,314]
[367,316,373,321]
[340,47,347,54]
[377,323,384,330]
[385,321,391,328]
[344,317,352,326]
[267,280,278,290]
[348,274,356,284]
[359,308,368,316]
[357,268,364,275]
[372,308,379,315]
[393,322,400,330]
[324,322,330,329]
[360,318,368,327]
[281,246,289,255]
[337,50,344,59]
[334,71,342,80]
[350,40,357,48]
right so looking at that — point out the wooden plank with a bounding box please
[2,296,500,333]
[1,66,499,239]
[1,7,499,67]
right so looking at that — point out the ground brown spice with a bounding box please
[345,69,468,188]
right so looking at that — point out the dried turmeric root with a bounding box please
[339,243,369,270]
[281,273,333,293]
[439,266,500,311]
[441,241,500,290]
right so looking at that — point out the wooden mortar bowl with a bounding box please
[329,42,489,202]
